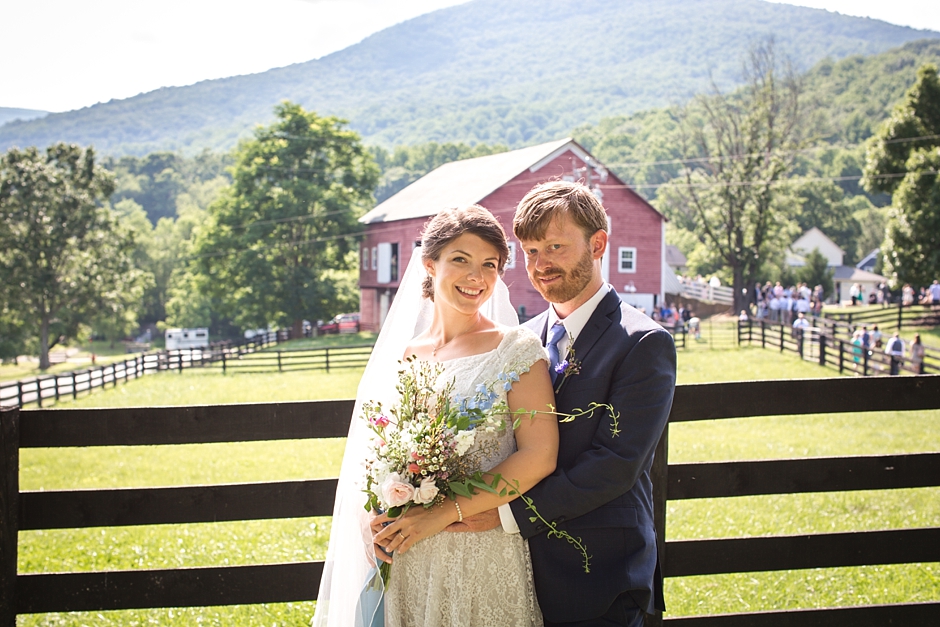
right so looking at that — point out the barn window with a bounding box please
[362,247,369,270]
[377,243,399,283]
[506,242,516,270]
[618,247,637,273]
[371,247,378,271]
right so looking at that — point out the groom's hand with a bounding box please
[445,508,501,532]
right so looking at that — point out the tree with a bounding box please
[863,64,940,287]
[881,148,940,288]
[797,248,834,300]
[663,42,810,313]
[190,102,379,337]
[0,144,143,369]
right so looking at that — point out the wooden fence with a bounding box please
[823,302,940,331]
[2,375,938,625]
[739,319,938,375]
[0,333,373,409]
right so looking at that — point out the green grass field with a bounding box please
[15,344,940,625]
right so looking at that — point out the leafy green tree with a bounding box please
[0,144,144,369]
[797,248,834,300]
[880,148,940,287]
[190,102,378,337]
[788,180,862,264]
[663,42,811,312]
[862,64,940,287]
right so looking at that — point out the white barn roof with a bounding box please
[360,138,578,225]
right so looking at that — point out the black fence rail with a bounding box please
[0,332,375,409]
[213,345,373,375]
[1,375,938,625]
[739,319,938,376]
[823,302,940,331]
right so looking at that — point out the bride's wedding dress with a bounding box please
[385,326,546,627]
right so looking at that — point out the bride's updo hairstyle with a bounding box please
[420,205,510,301]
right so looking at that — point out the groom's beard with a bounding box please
[531,246,595,304]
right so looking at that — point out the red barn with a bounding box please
[358,138,668,331]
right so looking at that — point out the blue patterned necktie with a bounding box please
[546,322,567,384]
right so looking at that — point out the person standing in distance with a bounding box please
[487,180,676,626]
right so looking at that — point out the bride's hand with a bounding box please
[373,502,458,555]
[370,512,394,565]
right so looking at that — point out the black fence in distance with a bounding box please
[0,332,374,409]
[738,319,937,376]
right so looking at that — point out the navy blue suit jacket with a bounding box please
[509,289,676,622]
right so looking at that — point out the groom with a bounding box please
[462,180,676,626]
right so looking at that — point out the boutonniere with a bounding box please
[554,346,582,394]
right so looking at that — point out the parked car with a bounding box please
[318,313,360,334]
[338,313,360,334]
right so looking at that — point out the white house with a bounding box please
[787,228,886,304]
[787,227,844,267]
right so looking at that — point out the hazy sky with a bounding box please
[4,0,939,113]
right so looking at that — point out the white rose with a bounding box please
[412,476,440,504]
[381,472,416,508]
[454,430,475,456]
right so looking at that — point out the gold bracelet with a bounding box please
[454,501,463,522]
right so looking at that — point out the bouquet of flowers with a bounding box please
[363,357,619,580]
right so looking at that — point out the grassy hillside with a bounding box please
[1,0,936,156]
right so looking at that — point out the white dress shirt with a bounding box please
[498,283,613,533]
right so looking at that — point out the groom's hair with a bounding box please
[513,180,608,242]
[420,205,510,301]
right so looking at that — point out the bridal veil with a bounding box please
[313,247,519,627]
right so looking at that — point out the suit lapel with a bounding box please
[526,310,552,345]
[570,289,620,360]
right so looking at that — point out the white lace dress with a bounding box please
[384,326,548,627]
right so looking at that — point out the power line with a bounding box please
[603,133,940,170]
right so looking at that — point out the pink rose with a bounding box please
[374,415,390,427]
[381,473,415,508]
[408,462,421,474]
[413,477,440,505]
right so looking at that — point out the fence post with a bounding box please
[819,334,827,367]
[277,350,282,373]
[222,350,227,375]
[863,348,869,377]
[54,374,61,402]
[178,351,183,374]
[646,424,669,627]
[897,302,903,331]
[36,378,43,409]
[779,324,785,353]
[325,347,330,373]
[72,372,77,400]
[798,329,804,360]
[0,406,20,626]
[761,321,766,349]
[839,340,845,374]
[16,381,22,410]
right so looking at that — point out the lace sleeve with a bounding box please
[501,326,548,371]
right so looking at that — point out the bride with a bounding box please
[313,205,557,627]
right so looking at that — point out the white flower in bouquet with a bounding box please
[413,476,440,504]
[381,472,415,508]
[454,430,475,456]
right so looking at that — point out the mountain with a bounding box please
[2,0,937,156]
[0,107,48,126]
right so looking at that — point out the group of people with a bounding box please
[315,181,677,627]
[751,281,824,324]
[849,325,927,375]
[853,279,940,307]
